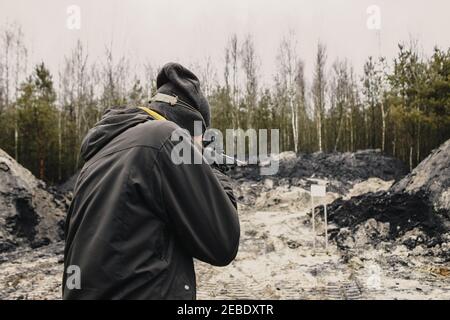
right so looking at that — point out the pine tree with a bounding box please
[16,63,58,181]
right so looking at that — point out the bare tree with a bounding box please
[362,56,390,152]
[295,60,307,151]
[13,26,27,160]
[190,56,218,98]
[144,61,158,98]
[312,42,327,152]
[241,34,258,129]
[348,67,359,151]
[226,34,240,128]
[378,57,389,152]
[329,59,350,151]
[0,23,27,160]
[59,40,98,170]
[100,44,129,110]
[277,31,302,152]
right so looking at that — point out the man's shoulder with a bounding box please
[129,119,181,149]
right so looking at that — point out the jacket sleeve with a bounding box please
[154,138,240,267]
[211,167,237,209]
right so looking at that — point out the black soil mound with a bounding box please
[326,191,448,243]
[231,149,407,183]
[324,139,450,252]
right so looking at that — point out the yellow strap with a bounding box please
[138,106,166,121]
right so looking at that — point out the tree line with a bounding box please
[0,23,449,184]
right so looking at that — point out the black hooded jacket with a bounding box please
[62,108,240,300]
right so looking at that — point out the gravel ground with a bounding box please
[1,200,448,300]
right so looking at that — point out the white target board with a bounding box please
[310,184,326,197]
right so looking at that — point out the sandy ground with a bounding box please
[1,205,448,300]
[194,204,450,300]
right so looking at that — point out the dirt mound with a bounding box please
[324,139,450,257]
[230,149,407,194]
[326,191,448,246]
[0,149,65,253]
[392,139,450,211]
[232,150,402,209]
[290,149,407,181]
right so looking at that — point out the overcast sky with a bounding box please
[1,0,449,85]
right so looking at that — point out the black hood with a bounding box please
[80,108,150,161]
[150,63,211,135]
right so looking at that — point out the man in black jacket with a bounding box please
[62,62,240,300]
